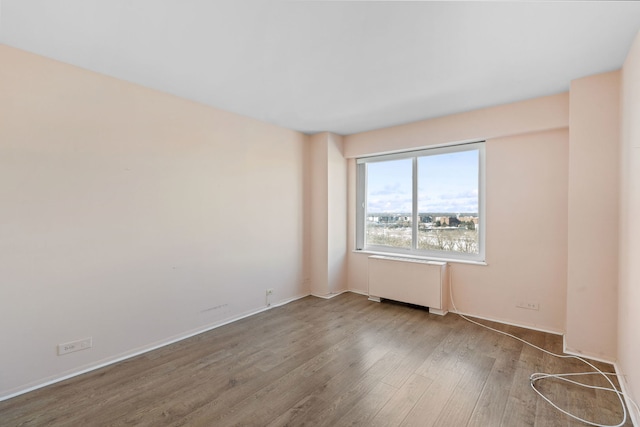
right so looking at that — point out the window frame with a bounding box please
[355,141,486,263]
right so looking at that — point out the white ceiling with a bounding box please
[1,1,640,135]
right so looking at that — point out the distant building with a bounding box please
[434,216,449,225]
[458,215,479,224]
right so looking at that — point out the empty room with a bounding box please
[1,1,640,426]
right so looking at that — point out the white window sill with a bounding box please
[352,249,488,266]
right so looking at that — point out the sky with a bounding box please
[366,149,479,214]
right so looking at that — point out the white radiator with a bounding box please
[368,255,450,315]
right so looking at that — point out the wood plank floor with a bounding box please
[0,293,632,426]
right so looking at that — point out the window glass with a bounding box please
[417,150,479,255]
[356,142,484,261]
[366,158,413,249]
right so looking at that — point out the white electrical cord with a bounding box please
[448,270,639,427]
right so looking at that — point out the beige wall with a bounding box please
[566,71,621,361]
[0,45,309,398]
[345,96,570,334]
[309,133,329,295]
[344,93,569,158]
[619,30,640,421]
[309,132,347,296]
[327,133,348,295]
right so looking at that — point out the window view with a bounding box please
[365,158,413,249]
[357,142,484,261]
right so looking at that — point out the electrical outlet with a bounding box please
[266,289,274,296]
[58,337,92,355]
[517,301,540,311]
[266,288,274,307]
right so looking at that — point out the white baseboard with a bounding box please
[449,308,564,336]
[612,361,640,427]
[0,293,310,402]
[310,289,349,299]
[562,344,616,365]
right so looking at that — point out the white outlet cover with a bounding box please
[57,337,92,355]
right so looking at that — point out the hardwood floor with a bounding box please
[0,293,632,426]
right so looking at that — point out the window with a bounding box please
[356,141,485,262]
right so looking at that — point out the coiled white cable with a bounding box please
[448,269,638,427]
